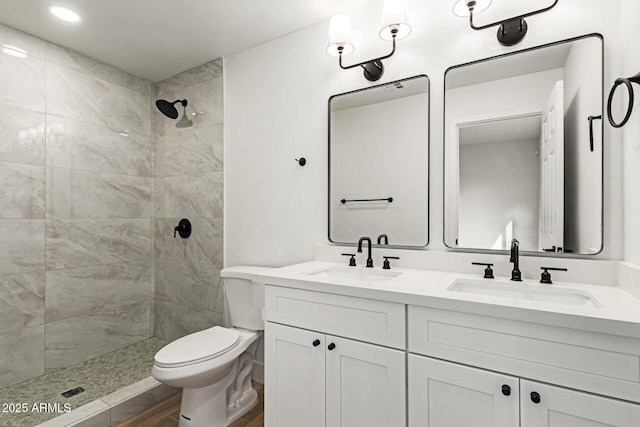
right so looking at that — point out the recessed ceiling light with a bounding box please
[49,6,81,23]
[453,0,492,17]
[2,44,27,58]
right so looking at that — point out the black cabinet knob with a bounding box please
[312,339,320,347]
[501,385,511,396]
[328,343,336,351]
[530,391,541,404]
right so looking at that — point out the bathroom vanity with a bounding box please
[225,261,640,427]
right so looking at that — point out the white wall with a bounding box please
[330,93,429,246]
[224,0,623,268]
[563,37,603,254]
[621,0,640,264]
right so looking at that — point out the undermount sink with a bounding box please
[305,266,402,283]
[448,279,600,308]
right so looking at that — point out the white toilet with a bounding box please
[152,273,265,427]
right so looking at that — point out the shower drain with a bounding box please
[61,387,85,398]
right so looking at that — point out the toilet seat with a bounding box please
[154,326,240,368]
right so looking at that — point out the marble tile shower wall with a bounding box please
[0,24,154,388]
[153,59,225,342]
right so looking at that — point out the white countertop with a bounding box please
[222,261,640,340]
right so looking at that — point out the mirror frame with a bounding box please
[328,74,431,249]
[442,33,604,257]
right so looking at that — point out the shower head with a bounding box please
[176,107,193,128]
[155,99,187,120]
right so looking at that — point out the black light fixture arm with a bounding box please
[467,0,558,31]
[337,31,397,82]
[338,34,397,70]
[466,0,558,46]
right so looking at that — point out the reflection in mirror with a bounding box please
[444,34,603,255]
[329,75,429,247]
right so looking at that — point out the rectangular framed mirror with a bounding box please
[329,75,430,247]
[443,34,603,255]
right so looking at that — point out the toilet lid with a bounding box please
[154,326,240,368]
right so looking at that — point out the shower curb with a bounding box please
[35,376,178,427]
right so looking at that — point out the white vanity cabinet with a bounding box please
[264,285,406,427]
[408,306,640,427]
[408,356,640,427]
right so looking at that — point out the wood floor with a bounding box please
[116,382,264,427]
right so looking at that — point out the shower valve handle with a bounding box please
[174,218,192,239]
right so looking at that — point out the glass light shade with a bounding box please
[379,0,411,41]
[452,0,492,17]
[327,14,355,56]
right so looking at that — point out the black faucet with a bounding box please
[357,237,374,268]
[510,238,522,281]
[377,234,389,245]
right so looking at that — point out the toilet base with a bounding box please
[176,380,259,427]
[227,386,258,425]
[177,362,237,427]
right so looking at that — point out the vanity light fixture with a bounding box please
[2,44,27,58]
[460,0,558,46]
[326,0,411,82]
[49,6,81,23]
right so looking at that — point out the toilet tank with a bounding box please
[222,267,269,330]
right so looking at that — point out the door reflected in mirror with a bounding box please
[444,34,603,255]
[329,75,430,247]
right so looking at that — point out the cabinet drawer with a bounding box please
[265,285,405,349]
[408,306,640,403]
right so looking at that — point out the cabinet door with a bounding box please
[326,335,406,427]
[264,322,325,427]
[408,355,519,427]
[521,380,640,427]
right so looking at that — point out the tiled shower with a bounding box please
[0,22,224,393]
[153,59,226,342]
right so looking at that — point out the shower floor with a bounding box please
[0,337,166,427]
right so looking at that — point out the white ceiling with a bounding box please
[0,0,374,82]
